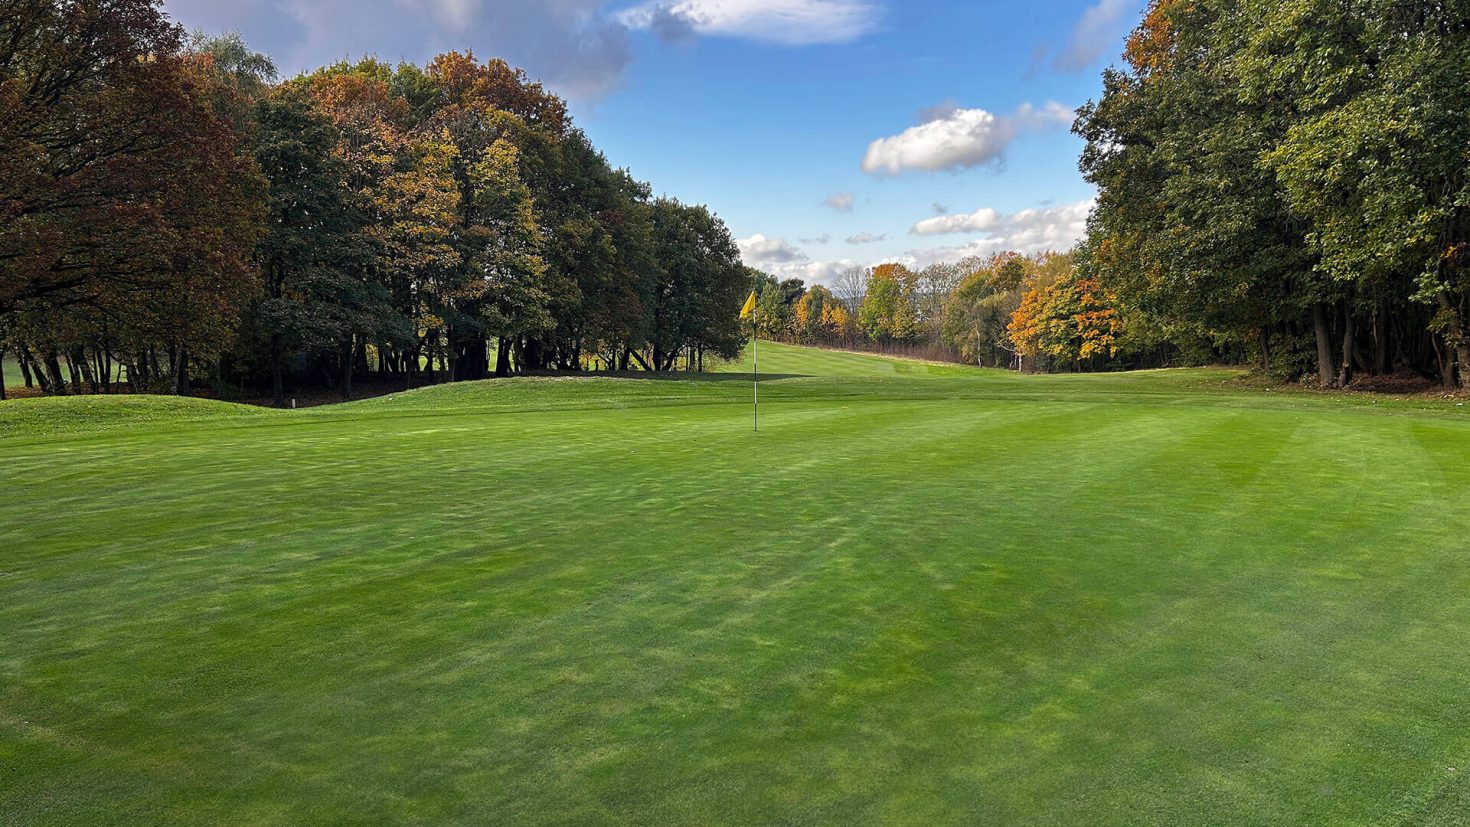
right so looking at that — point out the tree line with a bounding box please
[0,0,748,403]
[1076,0,1470,388]
[748,253,1200,373]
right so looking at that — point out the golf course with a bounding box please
[3,343,1470,824]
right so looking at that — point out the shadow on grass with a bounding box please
[522,370,810,383]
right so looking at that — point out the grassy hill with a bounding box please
[3,343,1470,824]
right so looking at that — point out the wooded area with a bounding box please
[1077,0,1470,388]
[0,0,748,403]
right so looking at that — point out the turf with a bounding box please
[3,343,1470,825]
[2,354,21,390]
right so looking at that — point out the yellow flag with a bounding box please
[739,290,758,321]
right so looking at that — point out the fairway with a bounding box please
[4,343,1470,824]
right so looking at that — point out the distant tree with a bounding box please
[369,129,462,382]
[942,254,1025,367]
[190,31,277,110]
[859,264,920,344]
[794,285,833,343]
[834,266,870,318]
[1009,254,1122,369]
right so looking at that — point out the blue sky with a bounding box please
[163,0,1140,285]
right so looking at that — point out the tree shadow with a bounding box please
[525,370,809,383]
[649,372,808,383]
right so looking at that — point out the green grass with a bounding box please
[2,354,22,389]
[4,342,1470,824]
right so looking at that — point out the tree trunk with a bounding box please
[44,350,67,395]
[0,347,7,401]
[522,337,545,372]
[1258,326,1271,373]
[32,349,52,393]
[1337,302,1356,388]
[271,333,286,407]
[446,326,459,382]
[69,347,95,393]
[1312,303,1335,388]
[65,352,82,394]
[1437,291,1470,390]
[17,344,35,388]
[1373,300,1389,375]
[1434,333,1454,387]
[339,336,354,400]
[495,337,512,377]
[628,349,653,372]
[174,346,191,397]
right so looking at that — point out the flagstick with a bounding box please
[752,329,759,432]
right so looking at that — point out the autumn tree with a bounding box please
[1010,267,1123,369]
[942,254,1026,367]
[859,264,920,345]
[1,2,264,394]
[3,35,767,399]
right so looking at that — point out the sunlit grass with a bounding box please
[3,343,1470,824]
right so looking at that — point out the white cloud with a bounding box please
[168,0,882,102]
[735,233,864,285]
[903,197,1095,265]
[770,258,864,286]
[823,192,855,212]
[912,208,1002,236]
[799,233,833,245]
[1054,0,1133,72]
[737,233,808,267]
[846,232,886,244]
[861,101,1074,176]
[166,0,634,101]
[738,199,1091,287]
[618,0,881,45]
[417,0,478,28]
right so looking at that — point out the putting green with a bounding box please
[3,343,1469,824]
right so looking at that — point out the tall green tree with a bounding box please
[254,89,378,404]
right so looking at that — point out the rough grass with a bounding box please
[3,342,1470,825]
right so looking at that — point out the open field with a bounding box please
[4,343,1470,824]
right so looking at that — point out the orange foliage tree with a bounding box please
[1009,266,1123,367]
